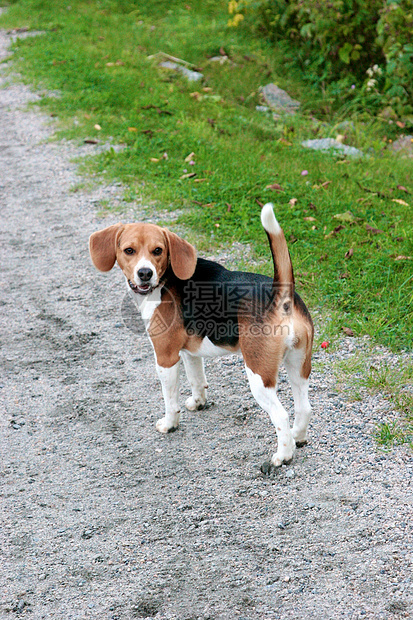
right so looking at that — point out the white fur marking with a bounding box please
[127,279,162,329]
[181,351,208,410]
[261,203,281,235]
[135,258,159,287]
[245,365,295,466]
[185,336,240,358]
[155,361,181,432]
[284,348,312,444]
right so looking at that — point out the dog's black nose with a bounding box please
[137,267,153,282]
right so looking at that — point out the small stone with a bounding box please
[301,138,364,158]
[285,468,295,479]
[159,61,203,82]
[259,83,300,114]
[390,135,413,157]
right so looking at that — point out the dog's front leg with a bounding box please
[155,361,181,433]
[181,351,208,411]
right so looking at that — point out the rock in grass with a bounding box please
[159,61,203,82]
[391,135,413,157]
[259,83,300,114]
[301,138,364,158]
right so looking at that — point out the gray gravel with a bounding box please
[1,26,412,620]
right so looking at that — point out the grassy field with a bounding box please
[0,0,412,354]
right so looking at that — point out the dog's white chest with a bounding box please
[128,283,162,327]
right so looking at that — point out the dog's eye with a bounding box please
[153,247,163,256]
[124,247,135,255]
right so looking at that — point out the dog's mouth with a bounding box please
[128,280,153,295]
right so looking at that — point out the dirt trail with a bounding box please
[0,28,412,620]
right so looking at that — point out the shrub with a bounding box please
[234,0,413,116]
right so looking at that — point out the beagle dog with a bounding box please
[89,204,313,467]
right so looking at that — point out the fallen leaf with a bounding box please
[219,47,226,56]
[313,181,332,189]
[266,183,283,192]
[185,152,195,162]
[289,198,298,207]
[304,216,316,222]
[345,248,354,258]
[339,272,349,279]
[193,178,206,183]
[94,124,102,130]
[333,211,361,224]
[366,224,383,234]
[190,91,201,100]
[180,172,197,179]
[397,185,409,193]
[336,134,345,144]
[324,225,345,239]
[150,157,160,162]
[106,62,115,67]
[396,121,405,128]
[255,198,264,208]
[203,87,213,92]
[342,326,354,337]
[128,127,138,132]
[395,255,412,260]
[392,198,409,206]
[226,203,232,212]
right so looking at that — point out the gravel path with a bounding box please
[1,27,412,620]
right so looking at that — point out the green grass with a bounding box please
[335,354,413,447]
[0,0,412,351]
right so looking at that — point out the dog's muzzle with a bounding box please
[128,280,153,295]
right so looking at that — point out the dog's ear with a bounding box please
[89,223,123,272]
[163,228,197,280]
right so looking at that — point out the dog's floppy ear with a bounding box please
[163,228,197,280]
[89,223,123,272]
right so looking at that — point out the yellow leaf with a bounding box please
[94,124,102,130]
[185,152,195,162]
[150,157,160,162]
[304,216,316,222]
[392,199,409,206]
[128,127,138,132]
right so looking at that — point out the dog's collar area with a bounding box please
[128,280,153,295]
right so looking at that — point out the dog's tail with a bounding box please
[261,203,295,307]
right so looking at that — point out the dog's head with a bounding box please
[89,223,197,295]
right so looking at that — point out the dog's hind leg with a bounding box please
[245,365,295,467]
[181,351,208,411]
[284,347,312,446]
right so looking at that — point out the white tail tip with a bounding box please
[261,203,281,235]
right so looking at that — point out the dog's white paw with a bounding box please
[156,417,178,433]
[271,439,296,467]
[185,396,206,411]
[292,427,308,447]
